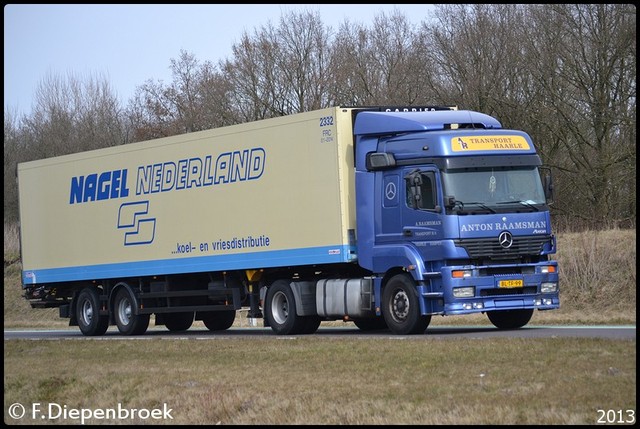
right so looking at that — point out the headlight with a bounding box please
[541,282,558,293]
[453,286,475,298]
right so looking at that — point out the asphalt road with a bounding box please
[4,325,636,340]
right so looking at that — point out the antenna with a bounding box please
[468,111,476,129]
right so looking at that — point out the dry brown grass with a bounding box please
[555,228,636,315]
[4,337,636,425]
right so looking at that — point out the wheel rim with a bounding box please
[271,291,289,325]
[390,288,410,323]
[118,297,132,326]
[80,299,93,326]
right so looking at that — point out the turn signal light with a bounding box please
[452,270,472,278]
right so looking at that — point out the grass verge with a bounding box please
[4,337,636,425]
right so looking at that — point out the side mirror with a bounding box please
[405,169,423,209]
[366,152,396,170]
[444,195,457,209]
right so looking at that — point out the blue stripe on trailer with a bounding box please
[22,245,357,285]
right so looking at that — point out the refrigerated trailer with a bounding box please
[17,106,559,336]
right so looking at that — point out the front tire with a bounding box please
[487,309,533,329]
[76,287,109,336]
[353,317,388,332]
[113,287,149,335]
[382,274,430,335]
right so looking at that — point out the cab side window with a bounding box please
[406,171,436,210]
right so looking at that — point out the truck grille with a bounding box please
[480,286,538,297]
[454,235,551,260]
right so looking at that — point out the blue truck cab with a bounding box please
[353,108,559,334]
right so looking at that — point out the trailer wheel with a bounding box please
[353,317,388,332]
[76,287,109,336]
[201,310,236,331]
[382,274,431,335]
[264,280,307,335]
[164,312,194,331]
[487,309,534,330]
[113,287,149,335]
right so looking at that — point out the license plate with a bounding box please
[499,279,524,288]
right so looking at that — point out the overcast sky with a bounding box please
[4,4,437,117]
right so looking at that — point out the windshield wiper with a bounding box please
[460,201,496,214]
[496,200,540,212]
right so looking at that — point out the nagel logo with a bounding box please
[117,201,156,245]
[69,169,130,204]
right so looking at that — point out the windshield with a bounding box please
[442,166,546,212]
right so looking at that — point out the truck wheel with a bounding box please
[201,310,236,331]
[487,309,534,330]
[382,274,431,335]
[264,280,306,335]
[353,317,388,331]
[164,312,194,331]
[113,287,149,335]
[76,287,109,336]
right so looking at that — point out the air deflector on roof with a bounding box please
[353,110,502,136]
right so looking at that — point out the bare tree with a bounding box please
[126,50,218,141]
[223,21,285,121]
[4,72,127,222]
[222,9,332,120]
[426,4,531,117]
[329,8,436,106]
[197,60,240,128]
[524,4,636,227]
[327,20,373,105]
[19,71,126,158]
[276,9,332,112]
[4,108,22,221]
